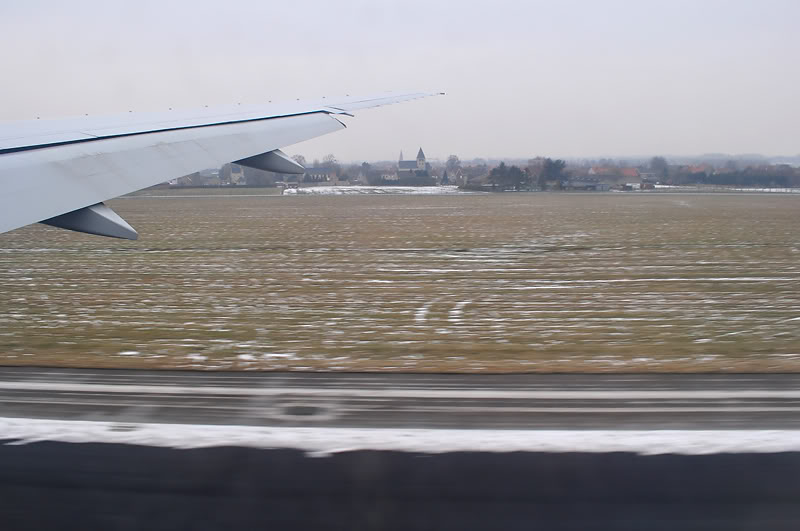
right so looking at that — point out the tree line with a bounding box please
[650,156,800,187]
[485,159,567,190]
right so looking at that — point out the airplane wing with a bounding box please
[0,92,442,240]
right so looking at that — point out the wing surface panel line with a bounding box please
[0,111,330,156]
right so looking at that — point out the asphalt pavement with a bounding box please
[2,367,799,430]
[4,368,800,530]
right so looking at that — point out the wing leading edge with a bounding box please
[0,91,442,239]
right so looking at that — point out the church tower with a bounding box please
[416,148,425,170]
[399,150,403,162]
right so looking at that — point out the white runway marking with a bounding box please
[3,417,800,456]
[399,406,800,414]
[5,397,800,415]
[1,381,800,400]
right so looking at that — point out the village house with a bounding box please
[229,164,244,185]
[567,177,610,191]
[302,166,338,184]
[687,163,713,175]
[588,166,641,188]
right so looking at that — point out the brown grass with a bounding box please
[1,190,799,372]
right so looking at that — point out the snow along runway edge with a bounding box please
[3,417,800,456]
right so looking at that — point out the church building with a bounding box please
[397,148,430,178]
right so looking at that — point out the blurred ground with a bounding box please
[1,190,798,372]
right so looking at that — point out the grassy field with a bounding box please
[1,189,799,372]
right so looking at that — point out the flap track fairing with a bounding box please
[235,149,305,175]
[41,203,138,240]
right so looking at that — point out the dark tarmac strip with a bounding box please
[3,367,800,530]
[2,367,800,429]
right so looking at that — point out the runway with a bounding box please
[2,367,800,430]
[4,368,800,530]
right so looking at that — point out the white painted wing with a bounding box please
[0,92,441,237]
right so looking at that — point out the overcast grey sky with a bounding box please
[1,0,798,161]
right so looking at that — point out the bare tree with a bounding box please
[649,156,669,180]
[488,162,507,189]
[446,155,461,173]
[543,158,566,189]
[507,165,525,190]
